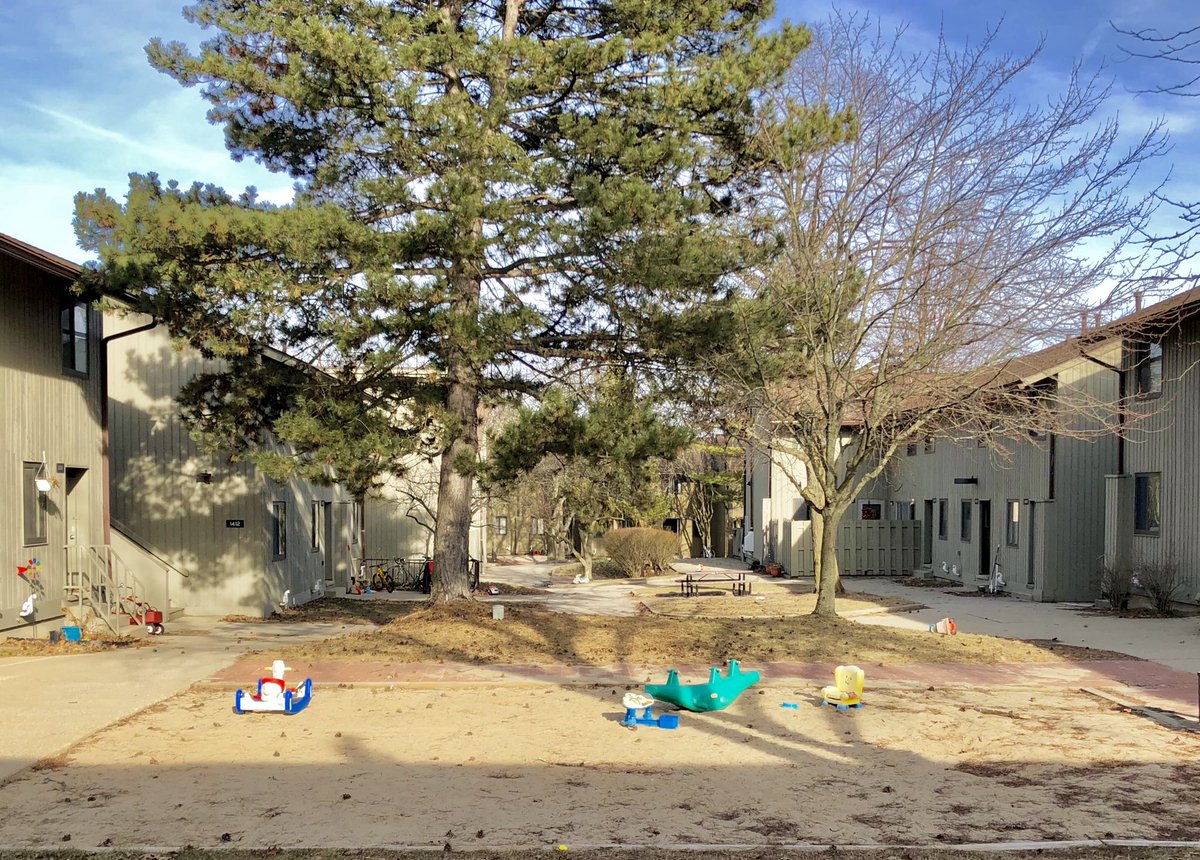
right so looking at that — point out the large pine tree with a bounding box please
[76,0,812,601]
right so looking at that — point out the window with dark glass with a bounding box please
[1006,500,1020,547]
[906,442,917,456]
[1129,341,1163,397]
[272,501,287,559]
[937,498,947,540]
[1134,473,1161,534]
[61,301,89,375]
[960,500,972,542]
[924,437,936,454]
[23,462,47,546]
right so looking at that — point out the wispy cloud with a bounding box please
[23,101,163,156]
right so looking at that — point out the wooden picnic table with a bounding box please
[677,570,751,597]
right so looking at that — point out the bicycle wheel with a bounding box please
[371,569,387,591]
[398,557,422,590]
[383,571,396,593]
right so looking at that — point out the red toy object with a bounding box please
[929,617,957,635]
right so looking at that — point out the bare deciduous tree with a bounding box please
[1114,22,1200,277]
[702,13,1169,616]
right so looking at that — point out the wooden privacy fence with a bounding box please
[778,520,921,577]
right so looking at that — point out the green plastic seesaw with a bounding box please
[645,659,760,712]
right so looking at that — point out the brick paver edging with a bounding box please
[203,657,1199,717]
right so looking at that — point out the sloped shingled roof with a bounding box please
[0,232,82,281]
[992,285,1200,386]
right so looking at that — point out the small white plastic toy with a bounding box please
[234,659,312,714]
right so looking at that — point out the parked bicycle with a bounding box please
[355,555,481,595]
[370,560,396,593]
[356,558,397,594]
[395,556,432,592]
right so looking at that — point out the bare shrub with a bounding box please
[1136,558,1181,614]
[602,528,679,578]
[1100,564,1133,611]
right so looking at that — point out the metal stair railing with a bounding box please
[62,545,156,634]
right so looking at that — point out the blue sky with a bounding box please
[1,0,1196,263]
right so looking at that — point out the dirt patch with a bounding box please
[479,582,550,596]
[893,576,961,588]
[1,684,1197,850]
[1081,606,1188,619]
[221,598,420,626]
[0,850,1198,860]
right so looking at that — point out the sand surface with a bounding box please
[2,678,1198,850]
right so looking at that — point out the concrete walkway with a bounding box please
[843,576,1200,674]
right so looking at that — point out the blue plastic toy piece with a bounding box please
[822,699,864,712]
[645,659,760,712]
[621,706,679,729]
[780,702,799,709]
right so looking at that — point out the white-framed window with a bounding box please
[496,515,508,536]
[532,518,544,535]
[310,501,321,550]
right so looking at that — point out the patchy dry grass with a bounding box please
[640,582,913,618]
[274,601,1128,666]
[0,635,145,659]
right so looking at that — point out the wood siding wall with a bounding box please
[1119,314,1200,605]
[780,520,920,577]
[1,254,105,636]
[365,466,439,564]
[1039,352,1120,600]
[106,315,352,617]
[884,347,1119,601]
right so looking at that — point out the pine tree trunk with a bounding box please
[431,258,482,602]
[431,370,479,602]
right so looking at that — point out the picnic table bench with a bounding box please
[676,570,751,597]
